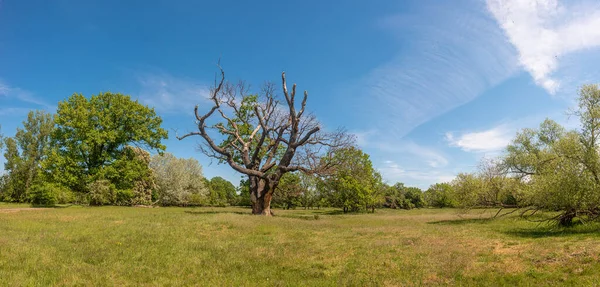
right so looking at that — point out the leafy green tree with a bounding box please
[208,176,237,206]
[452,159,523,211]
[108,146,157,205]
[322,147,382,213]
[149,153,208,206]
[298,173,319,209]
[2,110,54,202]
[424,183,456,208]
[452,173,484,209]
[236,179,252,206]
[273,172,303,209]
[382,183,423,209]
[504,84,600,226]
[403,186,425,208]
[43,92,168,195]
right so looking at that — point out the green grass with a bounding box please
[1,206,600,286]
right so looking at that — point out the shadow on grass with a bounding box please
[278,214,322,221]
[30,204,74,209]
[428,218,494,225]
[184,209,338,220]
[503,226,600,238]
[184,210,251,216]
[306,209,346,216]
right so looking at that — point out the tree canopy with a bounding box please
[2,110,54,202]
[321,147,383,213]
[43,92,168,194]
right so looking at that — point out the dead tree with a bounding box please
[178,66,354,215]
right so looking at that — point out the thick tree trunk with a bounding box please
[249,176,274,216]
[251,193,273,215]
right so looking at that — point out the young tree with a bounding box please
[452,172,484,209]
[236,178,252,206]
[149,153,209,206]
[43,92,168,194]
[177,67,353,215]
[321,147,382,213]
[272,172,303,209]
[424,183,456,208]
[2,110,54,202]
[403,186,425,209]
[208,176,237,206]
[298,173,319,209]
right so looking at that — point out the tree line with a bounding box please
[0,91,433,212]
[2,66,600,226]
[0,93,240,207]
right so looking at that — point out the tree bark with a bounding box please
[249,176,274,216]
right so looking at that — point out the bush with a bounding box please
[28,182,60,206]
[115,189,134,206]
[55,187,74,204]
[88,179,116,206]
[189,193,208,206]
[72,192,90,206]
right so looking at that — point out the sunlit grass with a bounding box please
[1,206,599,286]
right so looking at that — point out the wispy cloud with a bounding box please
[135,72,210,114]
[379,160,456,189]
[356,0,517,138]
[0,80,54,115]
[487,0,600,94]
[0,107,36,117]
[378,141,449,168]
[353,129,377,148]
[357,129,449,168]
[445,125,513,153]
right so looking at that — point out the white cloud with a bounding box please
[487,0,600,94]
[136,72,210,114]
[446,125,513,153]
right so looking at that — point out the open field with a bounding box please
[1,204,600,286]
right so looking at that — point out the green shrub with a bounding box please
[55,187,74,204]
[72,192,90,206]
[28,182,59,206]
[88,179,116,206]
[116,189,134,206]
[189,193,208,206]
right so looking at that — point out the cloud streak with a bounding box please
[358,0,517,138]
[0,80,54,118]
[356,129,449,168]
[487,0,600,94]
[135,72,210,114]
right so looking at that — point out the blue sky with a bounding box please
[2,0,600,189]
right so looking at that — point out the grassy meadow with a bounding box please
[1,203,600,286]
